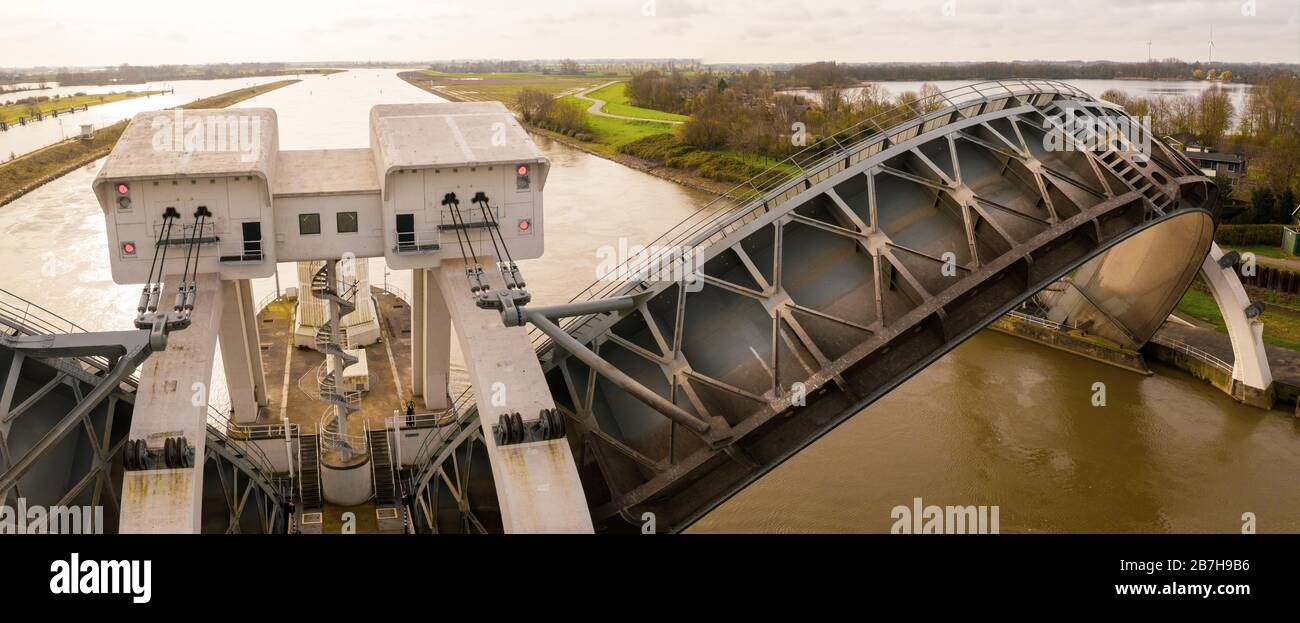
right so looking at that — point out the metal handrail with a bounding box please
[524,79,1094,352]
[390,230,441,254]
[407,387,477,490]
[380,284,411,305]
[205,408,285,478]
[319,411,368,454]
[1005,310,1073,333]
[1150,335,1233,374]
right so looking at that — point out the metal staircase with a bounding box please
[368,425,399,507]
[310,262,363,454]
[297,433,322,510]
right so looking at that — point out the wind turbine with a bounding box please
[1208,25,1215,64]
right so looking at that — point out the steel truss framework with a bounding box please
[408,400,502,534]
[410,83,1222,532]
[0,298,290,533]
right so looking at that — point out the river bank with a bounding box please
[0,79,300,208]
[1,90,168,125]
[398,71,742,198]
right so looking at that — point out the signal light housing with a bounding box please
[516,164,530,190]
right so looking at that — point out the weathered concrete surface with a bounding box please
[120,273,222,534]
[1151,319,1289,410]
[413,268,450,410]
[989,314,1151,375]
[219,278,267,423]
[321,458,373,506]
[435,259,593,533]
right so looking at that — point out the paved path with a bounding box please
[573,81,683,125]
[1156,316,1300,391]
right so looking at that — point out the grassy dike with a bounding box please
[1,91,169,124]
[0,79,300,208]
[399,72,772,197]
[1176,282,1300,351]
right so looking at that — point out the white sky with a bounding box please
[2,0,1298,68]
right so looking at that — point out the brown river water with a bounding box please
[0,70,1296,532]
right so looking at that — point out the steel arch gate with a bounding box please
[409,82,1222,533]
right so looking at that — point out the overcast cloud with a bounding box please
[2,0,1297,67]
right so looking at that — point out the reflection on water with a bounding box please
[1,71,1296,533]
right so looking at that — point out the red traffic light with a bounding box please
[516,164,529,177]
[122,241,137,255]
[116,183,130,195]
[518,219,531,231]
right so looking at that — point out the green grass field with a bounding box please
[1,91,165,124]
[559,96,674,153]
[418,70,619,103]
[583,82,689,122]
[1177,287,1300,350]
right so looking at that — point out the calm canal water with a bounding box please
[0,70,1295,532]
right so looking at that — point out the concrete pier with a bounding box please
[435,260,594,533]
[119,274,223,534]
[411,268,450,411]
[218,278,267,423]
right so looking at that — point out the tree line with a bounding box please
[46,63,293,86]
[1101,72,1300,223]
[512,88,593,139]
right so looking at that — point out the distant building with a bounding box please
[1182,150,1246,181]
[1161,134,1246,181]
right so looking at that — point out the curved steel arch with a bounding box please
[0,291,292,533]
[408,82,1223,533]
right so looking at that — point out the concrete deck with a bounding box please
[254,286,433,438]
[254,285,438,534]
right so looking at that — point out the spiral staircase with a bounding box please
[310,262,363,455]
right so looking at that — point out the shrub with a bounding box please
[1216,224,1286,246]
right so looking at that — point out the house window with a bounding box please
[298,213,321,235]
[336,211,359,233]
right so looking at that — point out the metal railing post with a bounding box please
[283,416,294,479]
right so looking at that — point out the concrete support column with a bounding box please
[120,273,223,534]
[238,278,268,407]
[411,269,425,399]
[420,267,451,410]
[435,261,593,533]
[218,279,265,424]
